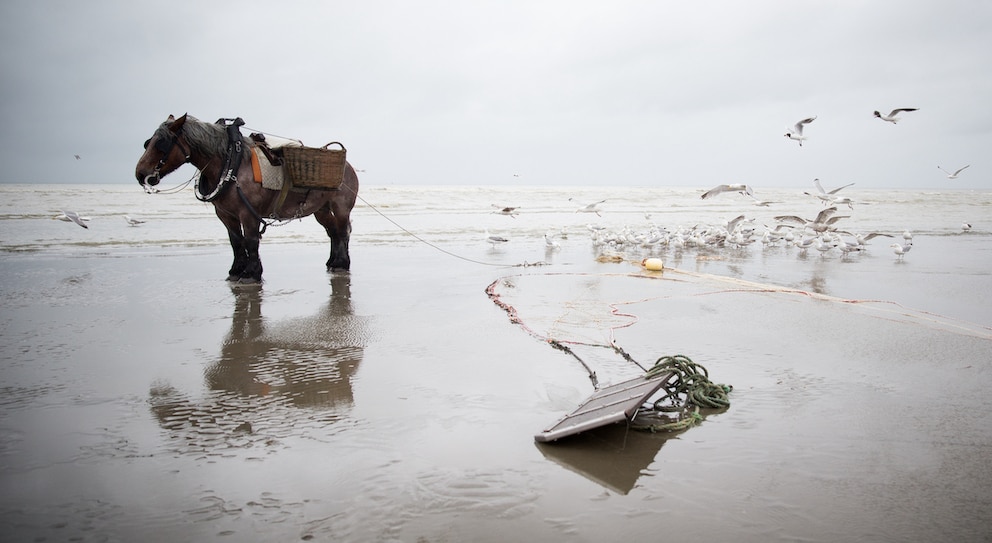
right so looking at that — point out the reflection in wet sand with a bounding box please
[536,409,723,495]
[149,274,371,455]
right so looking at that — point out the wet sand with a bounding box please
[1,240,991,542]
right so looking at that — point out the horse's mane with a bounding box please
[162,115,250,161]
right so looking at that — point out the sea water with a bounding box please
[2,182,990,324]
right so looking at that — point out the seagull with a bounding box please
[831,195,856,210]
[59,210,89,229]
[784,116,816,146]
[874,108,918,124]
[485,229,509,247]
[902,230,913,242]
[491,205,519,218]
[890,242,912,259]
[570,198,606,217]
[938,165,970,179]
[804,178,855,205]
[854,232,894,246]
[700,184,753,199]
[774,206,849,233]
[544,233,561,250]
[124,215,146,226]
[961,223,972,232]
[746,194,776,207]
[74,154,81,160]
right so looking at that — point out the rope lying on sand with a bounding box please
[631,354,732,433]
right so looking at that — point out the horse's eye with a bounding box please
[143,138,150,150]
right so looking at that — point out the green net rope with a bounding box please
[632,354,733,433]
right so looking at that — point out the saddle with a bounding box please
[249,133,287,166]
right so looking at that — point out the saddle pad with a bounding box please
[251,147,287,191]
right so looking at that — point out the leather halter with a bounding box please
[141,128,191,191]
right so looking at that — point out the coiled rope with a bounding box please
[631,354,732,433]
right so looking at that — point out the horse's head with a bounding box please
[135,113,192,190]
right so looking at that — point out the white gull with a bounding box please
[874,108,918,123]
[938,165,970,179]
[784,116,816,146]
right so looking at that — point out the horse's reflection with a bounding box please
[207,275,365,408]
[149,274,370,453]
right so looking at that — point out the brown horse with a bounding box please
[134,114,358,282]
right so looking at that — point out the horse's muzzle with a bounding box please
[137,170,161,194]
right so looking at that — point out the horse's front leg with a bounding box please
[217,210,249,281]
[239,217,264,283]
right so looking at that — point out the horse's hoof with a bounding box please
[226,274,241,282]
[236,277,262,285]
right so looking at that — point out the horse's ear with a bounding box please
[170,113,188,133]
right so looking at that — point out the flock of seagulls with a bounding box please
[785,107,924,147]
[783,107,971,183]
[577,207,905,261]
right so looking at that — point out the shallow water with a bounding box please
[1,184,991,541]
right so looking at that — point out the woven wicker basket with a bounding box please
[282,142,347,190]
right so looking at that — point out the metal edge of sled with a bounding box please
[534,370,675,443]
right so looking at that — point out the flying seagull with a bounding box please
[784,116,816,146]
[570,198,607,217]
[804,178,855,205]
[59,210,89,229]
[74,154,81,160]
[700,184,753,199]
[490,205,519,218]
[874,108,918,123]
[938,165,970,179]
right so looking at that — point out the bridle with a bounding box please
[141,128,191,192]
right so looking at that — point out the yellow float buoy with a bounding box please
[641,258,664,271]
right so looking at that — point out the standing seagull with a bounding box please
[124,215,146,227]
[874,108,918,123]
[938,165,970,179]
[484,229,509,247]
[890,242,912,259]
[700,184,753,199]
[60,210,89,229]
[784,116,816,146]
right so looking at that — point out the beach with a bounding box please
[1,184,991,542]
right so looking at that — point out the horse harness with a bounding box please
[195,117,247,203]
[149,117,305,235]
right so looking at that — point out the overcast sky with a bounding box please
[1,1,989,189]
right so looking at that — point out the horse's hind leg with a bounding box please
[315,201,351,271]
